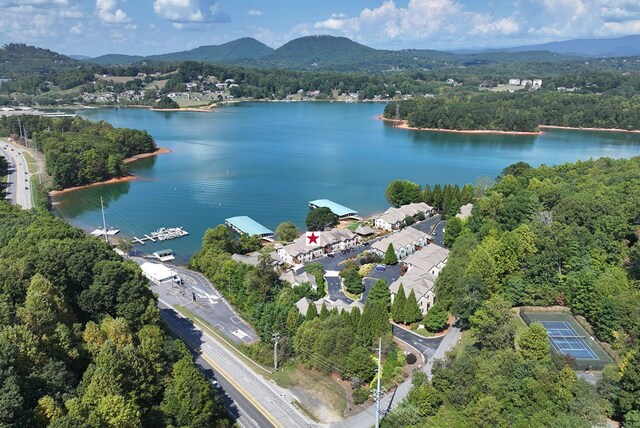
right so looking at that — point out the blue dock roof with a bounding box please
[225,216,274,237]
[309,199,358,217]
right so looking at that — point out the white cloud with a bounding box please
[95,0,132,24]
[153,0,230,28]
[247,9,262,16]
[69,22,83,34]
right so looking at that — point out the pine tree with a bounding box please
[357,303,374,346]
[517,322,550,363]
[319,303,330,320]
[305,302,318,321]
[391,284,406,323]
[383,243,398,265]
[403,290,423,324]
[349,306,362,330]
[367,279,391,311]
[422,184,432,205]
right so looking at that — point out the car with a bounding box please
[375,265,386,271]
[328,253,335,258]
[211,380,221,389]
[432,231,437,236]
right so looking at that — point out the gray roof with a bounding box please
[371,227,428,253]
[355,225,375,235]
[402,244,449,272]
[309,199,358,217]
[280,228,357,257]
[456,203,473,220]
[225,216,274,236]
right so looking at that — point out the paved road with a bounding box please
[391,324,443,359]
[132,257,260,345]
[325,275,353,303]
[0,141,32,209]
[424,326,461,379]
[159,301,312,428]
[411,216,445,247]
[160,305,267,428]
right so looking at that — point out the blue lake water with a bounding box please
[53,102,640,262]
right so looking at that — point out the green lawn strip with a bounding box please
[346,222,360,231]
[21,151,38,174]
[410,327,436,337]
[174,305,273,375]
[343,286,362,301]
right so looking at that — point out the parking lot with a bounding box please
[308,214,443,303]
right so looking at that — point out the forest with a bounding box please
[384,157,640,426]
[384,91,640,132]
[0,115,156,189]
[0,202,230,427]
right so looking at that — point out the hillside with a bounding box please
[90,53,145,65]
[467,35,640,57]
[148,37,274,63]
[0,43,79,77]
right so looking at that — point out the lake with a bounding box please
[53,102,640,262]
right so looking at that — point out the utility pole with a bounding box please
[272,332,280,370]
[100,196,108,243]
[375,337,382,428]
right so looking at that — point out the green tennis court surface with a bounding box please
[521,311,614,370]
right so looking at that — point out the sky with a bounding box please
[1,0,640,56]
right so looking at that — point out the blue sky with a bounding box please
[1,0,640,56]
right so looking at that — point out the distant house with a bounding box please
[456,203,473,220]
[276,229,358,265]
[370,227,430,261]
[373,202,433,232]
[532,79,543,88]
[354,225,375,237]
[508,78,521,85]
[521,79,533,87]
[389,244,450,314]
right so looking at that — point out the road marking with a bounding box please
[232,329,249,340]
[162,316,283,428]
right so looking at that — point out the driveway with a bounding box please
[391,324,444,360]
[325,275,354,303]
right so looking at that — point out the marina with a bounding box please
[225,216,274,238]
[133,227,189,245]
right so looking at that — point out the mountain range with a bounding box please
[81,34,640,71]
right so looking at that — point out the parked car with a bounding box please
[375,265,386,271]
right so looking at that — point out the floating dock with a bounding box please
[225,216,274,238]
[90,227,120,237]
[133,227,188,245]
[309,199,360,219]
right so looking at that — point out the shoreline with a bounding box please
[538,125,640,134]
[379,116,542,135]
[49,147,170,197]
[149,103,218,113]
[379,116,640,135]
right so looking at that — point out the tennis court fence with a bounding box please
[518,306,619,365]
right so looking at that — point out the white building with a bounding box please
[140,262,179,285]
[370,227,430,260]
[508,78,521,85]
[389,244,450,314]
[373,202,433,232]
[532,79,543,88]
[277,229,359,265]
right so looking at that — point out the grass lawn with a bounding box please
[346,222,360,231]
[342,284,362,301]
[270,364,347,420]
[411,327,436,337]
[22,151,37,174]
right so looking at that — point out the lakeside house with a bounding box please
[276,229,359,265]
[369,227,430,261]
[373,202,434,231]
[295,296,364,316]
[389,244,450,314]
[280,270,318,291]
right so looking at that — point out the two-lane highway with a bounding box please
[0,140,32,209]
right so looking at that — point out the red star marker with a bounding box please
[307,232,319,245]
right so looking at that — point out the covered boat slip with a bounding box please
[309,199,360,219]
[225,216,274,238]
[152,249,175,262]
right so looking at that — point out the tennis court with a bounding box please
[520,311,614,370]
[540,321,598,360]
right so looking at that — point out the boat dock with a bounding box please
[309,199,360,220]
[133,227,188,245]
[90,227,120,237]
[225,216,274,238]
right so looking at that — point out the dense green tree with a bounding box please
[469,295,515,350]
[305,207,338,231]
[154,96,179,109]
[161,357,229,428]
[391,285,406,323]
[403,290,422,325]
[274,221,299,242]
[305,303,317,321]
[423,303,449,333]
[346,346,376,383]
[385,179,422,207]
[517,323,551,364]
[383,244,398,266]
[340,264,364,295]
[444,216,463,247]
[367,279,391,311]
